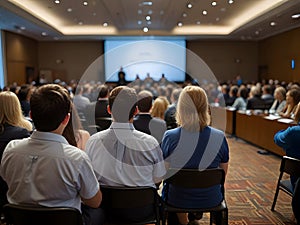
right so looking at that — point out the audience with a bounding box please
[261,84,275,110]
[0,84,103,225]
[279,88,300,118]
[151,96,169,120]
[0,91,33,215]
[161,85,229,225]
[73,85,90,113]
[63,105,90,150]
[164,88,182,129]
[133,90,167,143]
[269,86,286,114]
[85,86,166,223]
[232,86,248,110]
[246,86,267,110]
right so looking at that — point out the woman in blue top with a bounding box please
[161,85,229,225]
[274,102,300,189]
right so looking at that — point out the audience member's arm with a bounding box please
[219,162,228,176]
[81,189,102,208]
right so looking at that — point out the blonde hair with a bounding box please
[0,91,32,131]
[151,96,169,119]
[176,85,210,132]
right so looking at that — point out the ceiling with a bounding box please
[0,0,300,41]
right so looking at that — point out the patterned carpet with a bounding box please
[197,136,295,225]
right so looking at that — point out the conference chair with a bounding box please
[3,204,83,225]
[162,168,228,225]
[271,156,300,211]
[100,186,161,225]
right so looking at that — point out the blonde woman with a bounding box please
[161,85,229,225]
[150,96,169,120]
[0,91,32,213]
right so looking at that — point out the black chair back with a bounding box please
[3,204,83,225]
[293,178,300,225]
[101,186,160,225]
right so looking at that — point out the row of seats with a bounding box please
[3,168,228,225]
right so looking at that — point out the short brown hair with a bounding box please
[109,86,137,122]
[137,90,153,112]
[30,84,71,131]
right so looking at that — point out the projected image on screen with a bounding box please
[104,39,186,82]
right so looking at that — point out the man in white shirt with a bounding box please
[0,84,103,225]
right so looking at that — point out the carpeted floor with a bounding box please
[197,135,295,225]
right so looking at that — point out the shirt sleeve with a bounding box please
[77,153,100,200]
[274,128,291,150]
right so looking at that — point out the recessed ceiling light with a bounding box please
[212,1,217,6]
[92,12,97,16]
[138,20,142,25]
[143,27,149,32]
[54,0,60,4]
[216,17,220,21]
[270,21,276,26]
[255,30,260,35]
[142,1,153,6]
[41,32,47,36]
[292,13,300,19]
[202,10,208,15]
[177,22,183,27]
[67,8,72,12]
[20,26,26,30]
[228,0,234,4]
[183,13,187,17]
[83,1,88,6]
[138,9,142,15]
[146,15,151,21]
[196,21,201,25]
[78,21,83,25]
[148,10,153,15]
[187,3,193,9]
[103,22,108,27]
[147,21,152,25]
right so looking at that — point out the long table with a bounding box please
[210,107,294,156]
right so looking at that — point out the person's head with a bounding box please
[137,90,153,113]
[30,84,71,132]
[171,88,182,104]
[176,85,210,132]
[262,84,272,95]
[151,96,169,119]
[294,102,300,124]
[97,84,109,99]
[250,86,261,97]
[108,86,137,122]
[229,85,238,97]
[0,91,32,131]
[286,88,300,105]
[238,86,248,99]
[274,86,286,101]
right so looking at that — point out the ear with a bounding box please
[61,113,70,125]
[133,106,139,116]
[107,105,112,115]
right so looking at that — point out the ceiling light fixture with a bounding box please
[146,15,151,21]
[54,0,60,4]
[142,1,153,6]
[292,13,300,19]
[83,1,88,6]
[203,10,208,15]
[212,1,217,6]
[20,26,26,30]
[143,27,149,32]
[183,13,187,17]
[270,21,276,26]
[138,20,142,25]
[196,21,201,25]
[41,32,47,36]
[177,22,183,27]
[103,22,108,27]
[78,21,83,25]
[67,8,72,12]
[187,3,193,9]
[228,0,234,4]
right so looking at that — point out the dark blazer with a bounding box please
[246,96,268,110]
[133,114,167,143]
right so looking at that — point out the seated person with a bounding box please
[232,86,248,111]
[261,84,275,110]
[269,86,286,114]
[0,84,102,225]
[161,85,229,225]
[85,86,166,223]
[279,88,300,118]
[274,102,300,190]
[133,90,166,143]
[246,86,267,110]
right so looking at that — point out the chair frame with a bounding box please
[3,203,83,225]
[162,168,228,225]
[100,186,161,225]
[271,156,300,211]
